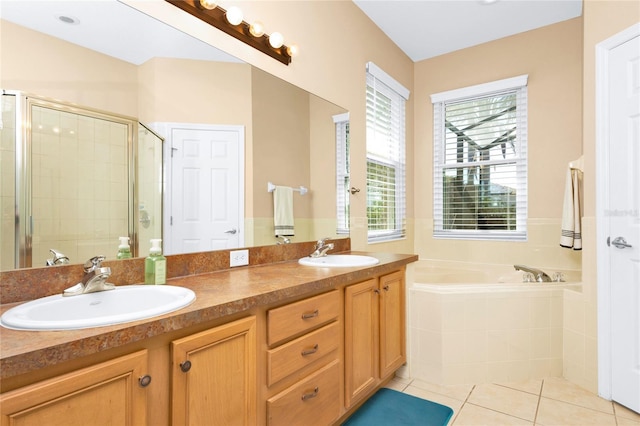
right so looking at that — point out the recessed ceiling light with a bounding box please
[55,15,80,25]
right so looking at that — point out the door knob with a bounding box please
[224,229,237,234]
[608,236,632,249]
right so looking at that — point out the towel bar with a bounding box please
[267,182,308,195]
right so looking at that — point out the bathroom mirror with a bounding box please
[0,0,348,271]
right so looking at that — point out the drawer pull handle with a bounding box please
[301,309,319,320]
[180,360,192,373]
[301,387,319,401]
[301,344,319,356]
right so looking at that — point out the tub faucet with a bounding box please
[514,264,552,282]
[309,238,334,258]
[63,255,115,296]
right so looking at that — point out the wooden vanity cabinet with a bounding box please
[171,316,257,426]
[265,290,341,426]
[344,270,405,409]
[0,350,149,426]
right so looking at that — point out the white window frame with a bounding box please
[431,75,528,241]
[366,62,409,243]
[334,112,350,235]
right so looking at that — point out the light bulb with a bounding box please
[249,21,264,37]
[269,32,284,49]
[225,6,243,26]
[286,43,299,57]
[199,0,217,10]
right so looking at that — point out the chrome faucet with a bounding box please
[46,249,69,266]
[514,264,552,282]
[309,238,335,258]
[63,256,115,296]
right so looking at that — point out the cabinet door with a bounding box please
[379,270,406,378]
[171,316,256,426]
[0,350,148,426]
[344,278,379,408]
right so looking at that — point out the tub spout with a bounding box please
[514,265,552,282]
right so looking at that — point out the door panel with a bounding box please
[608,34,640,413]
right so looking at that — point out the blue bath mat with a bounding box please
[342,388,454,426]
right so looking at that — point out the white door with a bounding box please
[605,32,640,413]
[166,125,244,255]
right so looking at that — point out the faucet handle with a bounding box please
[84,255,106,273]
[317,237,330,246]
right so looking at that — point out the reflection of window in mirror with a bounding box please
[365,62,410,243]
[334,113,350,235]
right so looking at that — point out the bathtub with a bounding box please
[406,261,581,385]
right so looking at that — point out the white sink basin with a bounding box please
[298,254,380,268]
[0,285,196,331]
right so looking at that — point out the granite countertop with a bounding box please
[0,251,417,380]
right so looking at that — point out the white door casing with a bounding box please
[151,123,244,255]
[596,23,640,412]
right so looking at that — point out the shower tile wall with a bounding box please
[30,107,129,266]
[0,95,16,270]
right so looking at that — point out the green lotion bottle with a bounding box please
[145,239,166,285]
[116,236,132,259]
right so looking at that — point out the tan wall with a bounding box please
[122,0,416,254]
[565,0,640,393]
[414,18,584,272]
[0,20,139,117]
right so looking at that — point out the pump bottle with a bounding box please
[145,239,167,285]
[116,236,132,259]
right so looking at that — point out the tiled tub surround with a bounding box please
[407,260,582,385]
[0,239,417,382]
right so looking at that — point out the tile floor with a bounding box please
[385,376,640,425]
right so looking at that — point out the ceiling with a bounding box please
[353,0,583,61]
[1,0,583,65]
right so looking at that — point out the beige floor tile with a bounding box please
[467,383,539,421]
[409,378,474,401]
[617,416,640,425]
[541,377,614,414]
[536,397,617,426]
[615,402,640,422]
[384,377,411,392]
[403,385,463,424]
[452,403,533,426]
[496,379,543,395]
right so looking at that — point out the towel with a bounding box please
[560,166,583,250]
[273,186,295,237]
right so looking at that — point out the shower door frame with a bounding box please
[8,90,139,268]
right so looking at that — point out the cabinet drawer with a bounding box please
[267,322,339,386]
[267,360,340,426]
[268,290,339,345]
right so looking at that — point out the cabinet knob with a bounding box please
[301,386,319,401]
[301,309,319,320]
[301,344,319,356]
[383,285,390,291]
[180,360,192,373]
[138,375,152,387]
[374,289,380,295]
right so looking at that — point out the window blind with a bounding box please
[334,113,350,234]
[366,63,408,242]
[432,76,528,240]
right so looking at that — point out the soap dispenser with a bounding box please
[145,239,166,285]
[116,236,132,259]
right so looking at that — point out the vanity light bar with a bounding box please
[165,0,292,65]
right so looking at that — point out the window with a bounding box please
[335,113,350,234]
[366,62,409,243]
[431,75,528,240]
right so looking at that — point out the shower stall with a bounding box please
[0,91,163,270]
